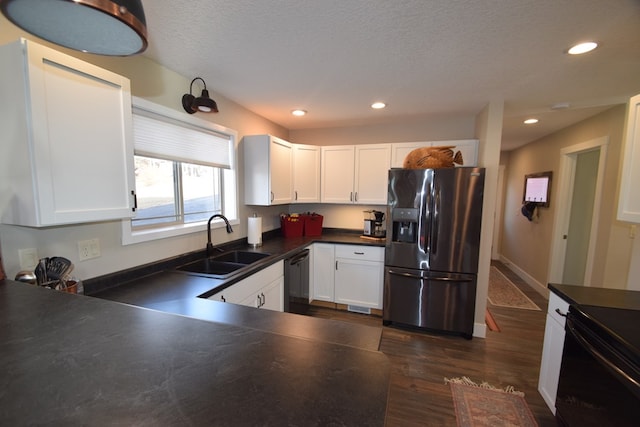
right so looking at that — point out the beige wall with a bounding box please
[500,105,634,290]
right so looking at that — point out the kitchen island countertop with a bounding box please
[0,278,390,426]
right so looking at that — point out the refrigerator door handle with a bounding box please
[388,270,474,282]
[432,183,440,255]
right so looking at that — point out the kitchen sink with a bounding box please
[175,251,271,278]
[210,251,271,264]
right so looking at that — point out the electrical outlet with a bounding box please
[18,248,38,270]
[78,238,101,261]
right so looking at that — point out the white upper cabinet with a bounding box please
[292,144,321,203]
[355,144,392,205]
[321,145,356,203]
[321,144,391,205]
[243,135,293,205]
[390,140,479,168]
[618,94,640,223]
[0,38,135,227]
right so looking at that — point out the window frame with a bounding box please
[121,97,239,245]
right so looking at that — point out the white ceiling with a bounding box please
[141,0,640,151]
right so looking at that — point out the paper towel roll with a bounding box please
[247,216,262,247]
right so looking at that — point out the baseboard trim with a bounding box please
[473,322,487,338]
[499,255,549,298]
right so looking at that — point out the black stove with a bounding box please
[555,304,640,426]
[577,304,640,365]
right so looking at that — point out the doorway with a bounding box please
[548,137,608,286]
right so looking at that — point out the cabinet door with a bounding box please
[270,137,293,204]
[618,93,640,223]
[0,39,135,226]
[243,135,292,205]
[262,276,285,312]
[538,292,569,414]
[292,144,321,203]
[354,144,391,205]
[312,243,335,302]
[321,146,355,203]
[538,314,565,415]
[334,258,383,309]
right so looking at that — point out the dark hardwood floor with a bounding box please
[303,261,558,426]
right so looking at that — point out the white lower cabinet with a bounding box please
[538,291,570,415]
[312,243,384,310]
[239,276,284,311]
[312,243,336,302]
[208,261,284,312]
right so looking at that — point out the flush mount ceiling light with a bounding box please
[0,0,148,56]
[182,77,219,114]
[371,102,386,109]
[524,118,539,124]
[291,109,307,116]
[568,41,598,55]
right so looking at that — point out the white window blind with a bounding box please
[132,112,232,169]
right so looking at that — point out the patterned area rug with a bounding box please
[446,377,539,427]
[488,267,540,311]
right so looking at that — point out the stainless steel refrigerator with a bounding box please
[383,167,485,338]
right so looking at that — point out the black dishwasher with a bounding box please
[284,249,310,314]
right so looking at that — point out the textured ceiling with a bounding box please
[141,0,640,150]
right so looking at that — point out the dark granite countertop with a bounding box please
[90,231,385,351]
[548,283,640,310]
[0,279,389,426]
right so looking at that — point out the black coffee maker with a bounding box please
[363,210,386,237]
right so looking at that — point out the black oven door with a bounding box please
[555,307,640,426]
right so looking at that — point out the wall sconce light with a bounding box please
[182,77,219,114]
[0,0,148,56]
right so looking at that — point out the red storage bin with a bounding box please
[303,213,323,236]
[281,215,304,237]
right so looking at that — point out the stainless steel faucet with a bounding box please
[207,214,233,257]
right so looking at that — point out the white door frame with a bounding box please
[548,136,608,286]
[492,165,505,260]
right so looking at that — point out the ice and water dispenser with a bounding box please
[390,208,419,243]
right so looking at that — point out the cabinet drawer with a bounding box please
[547,292,570,327]
[335,245,384,262]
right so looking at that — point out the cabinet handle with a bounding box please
[354,251,364,255]
[295,190,298,201]
[270,191,274,202]
[131,190,137,212]
[221,295,226,302]
[256,294,261,308]
[261,292,266,307]
[555,308,567,317]
[335,260,338,270]
[349,192,353,201]
[354,192,358,202]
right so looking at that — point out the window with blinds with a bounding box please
[122,97,238,245]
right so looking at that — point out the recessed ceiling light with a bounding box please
[371,102,386,109]
[524,118,539,125]
[291,109,307,116]
[568,41,598,55]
